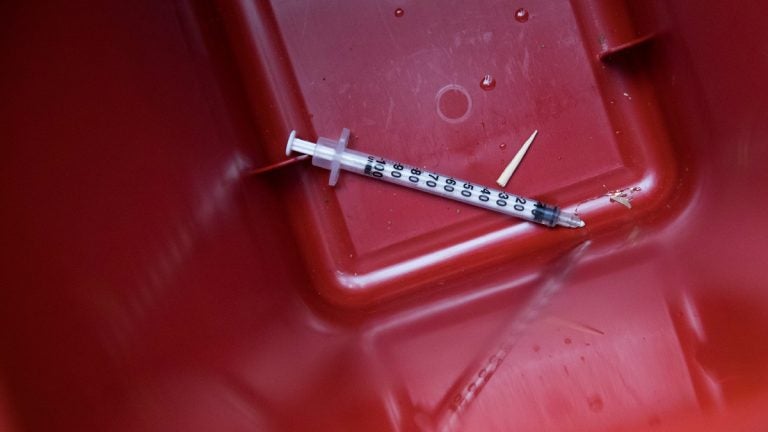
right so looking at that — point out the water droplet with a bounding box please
[564,338,572,344]
[514,8,529,23]
[394,8,405,17]
[480,74,496,91]
[587,395,604,412]
[499,143,507,150]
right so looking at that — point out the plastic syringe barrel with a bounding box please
[285,130,584,228]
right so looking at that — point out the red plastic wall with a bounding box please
[2,1,768,431]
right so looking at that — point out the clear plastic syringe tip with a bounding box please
[556,212,586,228]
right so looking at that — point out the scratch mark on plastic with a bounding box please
[545,316,605,336]
[375,3,399,47]
[300,2,310,40]
[384,97,395,132]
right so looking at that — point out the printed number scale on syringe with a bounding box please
[286,128,585,229]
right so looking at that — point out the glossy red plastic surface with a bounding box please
[2,1,768,431]
[224,0,685,307]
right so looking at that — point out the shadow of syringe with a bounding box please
[422,240,592,432]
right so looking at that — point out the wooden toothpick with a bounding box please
[497,130,538,187]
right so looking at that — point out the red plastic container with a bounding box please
[2,1,768,431]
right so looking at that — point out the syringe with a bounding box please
[286,128,585,228]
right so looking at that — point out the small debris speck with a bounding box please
[609,194,632,208]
